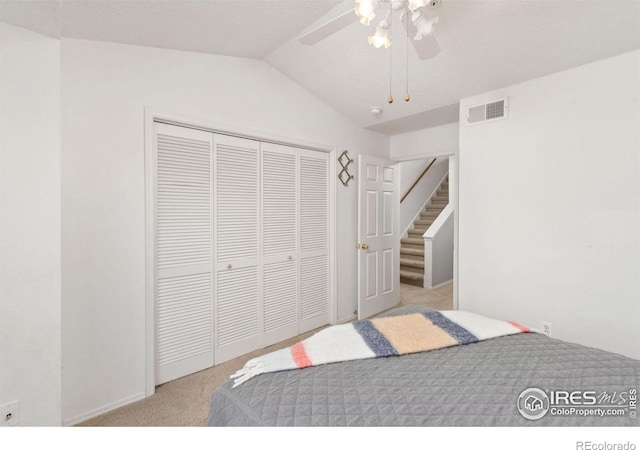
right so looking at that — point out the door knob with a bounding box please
[361,243,369,250]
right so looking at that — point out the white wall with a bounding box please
[458,50,640,360]
[426,207,454,288]
[390,122,459,160]
[400,158,432,195]
[0,22,61,426]
[392,123,457,235]
[60,39,389,424]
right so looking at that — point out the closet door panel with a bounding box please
[300,254,329,323]
[215,266,259,363]
[300,153,329,254]
[156,272,212,384]
[214,134,261,363]
[263,260,298,346]
[262,143,297,259]
[299,150,330,333]
[261,143,299,345]
[155,123,214,385]
[215,135,260,264]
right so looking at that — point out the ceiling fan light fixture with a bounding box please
[355,0,378,26]
[368,20,392,49]
[407,0,429,11]
[411,11,439,40]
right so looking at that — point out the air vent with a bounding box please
[466,97,508,125]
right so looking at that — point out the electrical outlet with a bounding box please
[0,400,20,426]
[541,321,552,337]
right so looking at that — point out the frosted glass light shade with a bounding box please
[368,20,391,48]
[407,0,428,11]
[355,0,378,26]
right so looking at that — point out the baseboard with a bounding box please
[62,391,146,426]
[430,279,453,289]
[338,313,356,324]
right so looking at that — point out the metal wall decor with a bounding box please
[338,150,354,187]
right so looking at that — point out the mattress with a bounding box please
[207,305,640,426]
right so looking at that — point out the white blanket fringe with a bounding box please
[230,361,264,388]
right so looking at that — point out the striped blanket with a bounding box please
[230,310,530,387]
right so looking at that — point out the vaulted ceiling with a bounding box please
[2,0,639,135]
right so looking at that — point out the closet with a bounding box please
[153,123,330,385]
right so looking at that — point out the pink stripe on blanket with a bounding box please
[508,321,530,332]
[291,342,312,368]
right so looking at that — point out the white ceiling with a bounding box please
[0,1,341,58]
[2,0,639,135]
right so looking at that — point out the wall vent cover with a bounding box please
[466,97,508,125]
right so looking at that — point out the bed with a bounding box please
[207,305,640,426]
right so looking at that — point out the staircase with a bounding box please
[400,176,449,287]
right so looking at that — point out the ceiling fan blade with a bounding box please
[401,15,441,60]
[411,34,441,60]
[299,10,356,45]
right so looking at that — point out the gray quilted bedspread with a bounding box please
[207,305,640,426]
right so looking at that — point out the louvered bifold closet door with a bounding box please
[298,149,330,333]
[154,123,214,385]
[261,143,299,347]
[214,134,260,363]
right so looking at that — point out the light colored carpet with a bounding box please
[77,282,453,427]
[399,281,453,310]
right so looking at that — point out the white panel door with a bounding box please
[299,149,330,333]
[154,123,214,385]
[261,143,299,347]
[214,134,261,363]
[357,155,400,319]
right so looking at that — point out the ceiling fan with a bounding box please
[299,0,442,61]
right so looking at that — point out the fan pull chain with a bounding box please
[388,11,393,104]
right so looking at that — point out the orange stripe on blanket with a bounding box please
[290,342,312,368]
[508,321,530,332]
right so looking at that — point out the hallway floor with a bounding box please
[399,282,453,310]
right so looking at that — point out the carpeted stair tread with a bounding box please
[400,247,424,256]
[401,237,424,246]
[400,258,424,269]
[399,270,424,281]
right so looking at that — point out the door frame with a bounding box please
[143,108,338,397]
[394,151,459,312]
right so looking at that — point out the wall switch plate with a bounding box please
[541,321,552,337]
[0,401,20,426]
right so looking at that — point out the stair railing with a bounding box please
[400,158,437,204]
